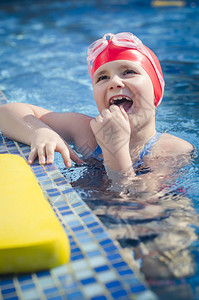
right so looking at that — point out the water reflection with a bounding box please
[63,156,199,284]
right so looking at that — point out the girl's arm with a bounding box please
[0,102,95,166]
[107,137,193,196]
[90,105,134,173]
[90,104,193,195]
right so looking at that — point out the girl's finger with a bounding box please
[95,114,103,122]
[37,146,46,165]
[119,105,129,119]
[58,142,84,168]
[109,104,120,112]
[101,108,111,118]
[28,148,37,164]
[56,143,71,168]
[46,143,55,164]
[68,146,84,165]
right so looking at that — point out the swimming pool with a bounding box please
[0,0,199,299]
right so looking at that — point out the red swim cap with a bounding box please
[88,33,164,106]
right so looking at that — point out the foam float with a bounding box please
[151,1,186,7]
[0,154,70,274]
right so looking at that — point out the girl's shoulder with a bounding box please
[69,113,97,155]
[152,132,193,157]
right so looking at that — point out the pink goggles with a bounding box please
[87,32,165,106]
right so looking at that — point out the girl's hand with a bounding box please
[90,105,132,171]
[28,128,83,168]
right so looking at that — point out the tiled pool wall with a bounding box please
[0,90,156,300]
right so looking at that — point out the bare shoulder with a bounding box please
[152,133,193,157]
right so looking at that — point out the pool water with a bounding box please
[0,0,199,299]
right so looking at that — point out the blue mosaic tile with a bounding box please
[103,245,118,253]
[74,230,88,237]
[21,289,40,299]
[36,270,51,278]
[72,225,85,232]
[44,286,59,294]
[71,248,80,253]
[44,164,57,171]
[94,232,110,241]
[56,181,68,186]
[99,239,113,246]
[1,287,16,295]
[20,283,35,290]
[106,280,122,289]
[107,253,122,261]
[46,188,59,193]
[62,188,75,194]
[47,296,63,300]
[81,277,96,285]
[41,180,54,185]
[72,202,82,208]
[0,279,14,286]
[91,227,104,235]
[67,291,84,300]
[49,191,62,197]
[130,284,147,293]
[94,265,110,273]
[9,150,20,154]
[111,289,128,298]
[112,261,127,269]
[17,275,33,282]
[60,210,73,216]
[87,222,99,228]
[87,250,101,258]
[118,269,134,276]
[70,254,84,261]
[79,211,91,217]
[54,177,65,182]
[90,295,108,300]
[83,216,97,224]
[58,205,70,211]
[78,237,94,244]
[67,220,81,227]
[91,296,107,300]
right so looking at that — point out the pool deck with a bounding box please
[0,90,157,300]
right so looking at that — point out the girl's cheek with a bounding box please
[93,91,104,113]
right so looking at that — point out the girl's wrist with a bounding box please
[104,163,136,191]
[102,148,132,172]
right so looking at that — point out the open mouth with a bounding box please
[109,96,133,112]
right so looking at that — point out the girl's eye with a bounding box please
[96,75,109,83]
[123,69,136,75]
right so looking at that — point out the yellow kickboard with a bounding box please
[0,154,70,274]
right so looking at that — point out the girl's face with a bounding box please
[92,59,156,133]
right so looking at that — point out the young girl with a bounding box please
[0,32,193,191]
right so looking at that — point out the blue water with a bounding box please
[0,0,199,299]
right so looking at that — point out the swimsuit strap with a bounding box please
[89,144,103,161]
[90,132,162,165]
[133,132,162,169]
[137,132,162,161]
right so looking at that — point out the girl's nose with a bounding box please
[108,76,125,90]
